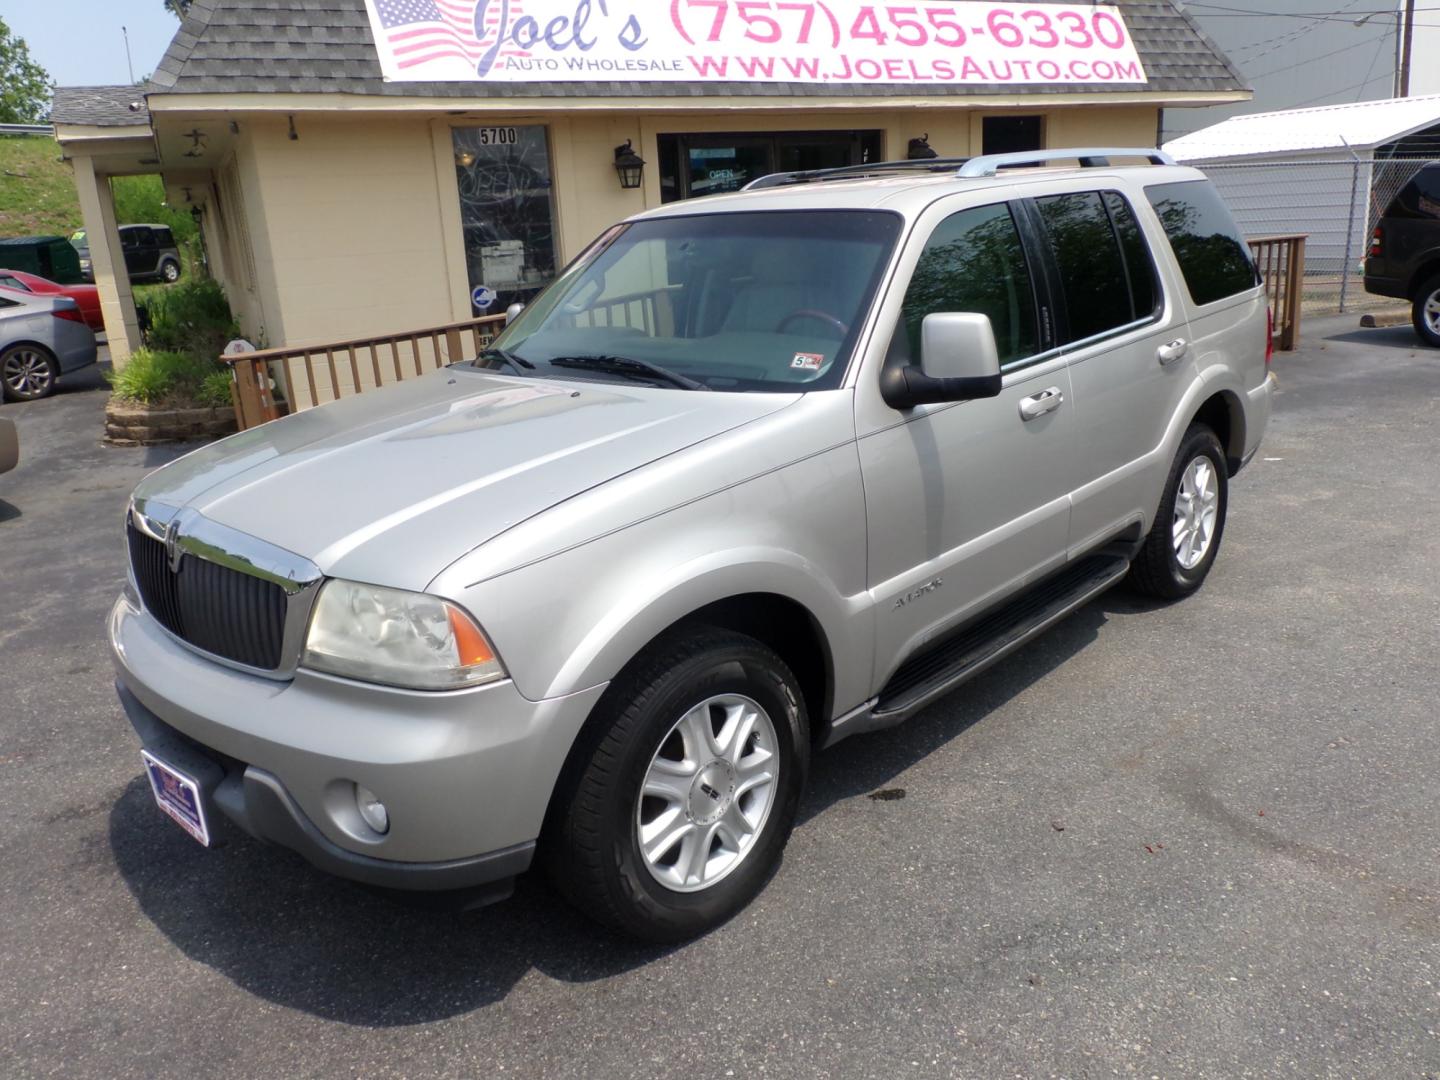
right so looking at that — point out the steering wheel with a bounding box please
[776,309,849,338]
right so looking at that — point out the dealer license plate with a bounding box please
[141,750,211,847]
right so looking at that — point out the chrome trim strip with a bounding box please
[126,498,325,679]
[131,500,322,596]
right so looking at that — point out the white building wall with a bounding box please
[1410,22,1440,97]
[1201,155,1370,274]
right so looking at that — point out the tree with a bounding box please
[0,18,51,125]
[163,0,193,17]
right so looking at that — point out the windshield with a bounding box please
[488,210,902,392]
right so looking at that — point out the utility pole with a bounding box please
[122,25,135,84]
[1400,0,1416,97]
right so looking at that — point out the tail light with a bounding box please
[1265,307,1274,368]
[52,307,85,324]
[1369,226,1383,259]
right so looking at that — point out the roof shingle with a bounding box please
[50,86,152,127]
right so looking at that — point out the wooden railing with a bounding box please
[226,314,507,431]
[1248,234,1307,352]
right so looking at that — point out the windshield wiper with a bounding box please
[477,347,535,373]
[547,355,709,392]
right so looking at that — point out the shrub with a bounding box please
[198,370,234,409]
[108,349,232,408]
[143,277,241,361]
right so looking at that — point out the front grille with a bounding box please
[127,523,289,670]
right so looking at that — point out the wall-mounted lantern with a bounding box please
[907,134,939,161]
[614,139,646,190]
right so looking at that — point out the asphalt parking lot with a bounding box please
[2,318,1438,1079]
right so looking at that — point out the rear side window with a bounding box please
[1145,180,1259,306]
[1104,193,1160,321]
[155,228,176,247]
[1385,165,1440,220]
[1035,190,1160,343]
[899,202,1039,367]
[0,275,26,292]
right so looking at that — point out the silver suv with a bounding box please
[110,149,1272,941]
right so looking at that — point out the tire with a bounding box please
[543,627,810,943]
[1127,424,1229,601]
[1412,274,1440,348]
[1,344,59,402]
[160,259,181,284]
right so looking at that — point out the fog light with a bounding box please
[355,785,389,834]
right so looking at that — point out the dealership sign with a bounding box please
[365,0,1148,85]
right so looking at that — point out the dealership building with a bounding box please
[51,0,1247,371]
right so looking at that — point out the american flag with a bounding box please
[374,0,484,71]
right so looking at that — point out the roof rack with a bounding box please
[956,147,1176,177]
[745,157,976,191]
[744,147,1177,191]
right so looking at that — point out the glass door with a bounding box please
[452,125,559,316]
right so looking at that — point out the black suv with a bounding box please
[1365,163,1440,347]
[71,225,182,286]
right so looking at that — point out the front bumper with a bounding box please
[109,592,607,889]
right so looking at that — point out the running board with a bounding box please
[827,553,1130,745]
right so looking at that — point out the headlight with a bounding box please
[302,580,505,691]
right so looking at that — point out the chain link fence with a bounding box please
[1203,156,1437,316]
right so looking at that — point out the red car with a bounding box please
[0,269,104,333]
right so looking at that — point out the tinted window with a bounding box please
[1037,191,1138,342]
[1146,180,1259,306]
[0,296,18,308]
[900,203,1039,367]
[155,228,175,247]
[1385,164,1440,220]
[1105,193,1160,320]
[0,275,26,292]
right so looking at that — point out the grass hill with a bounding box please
[0,133,197,244]
[0,134,77,237]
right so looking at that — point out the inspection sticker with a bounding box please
[791,353,824,371]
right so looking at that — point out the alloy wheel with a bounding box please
[2,349,54,398]
[1173,455,1219,571]
[1425,288,1440,336]
[636,693,779,894]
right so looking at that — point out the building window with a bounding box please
[982,116,1044,156]
[452,125,559,316]
[658,131,882,203]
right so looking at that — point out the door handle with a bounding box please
[1019,387,1064,421]
[1157,339,1190,366]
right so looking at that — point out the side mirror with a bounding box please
[505,302,525,325]
[881,313,1004,410]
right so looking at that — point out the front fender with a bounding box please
[550,547,862,701]
[436,441,875,711]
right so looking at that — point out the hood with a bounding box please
[135,369,798,591]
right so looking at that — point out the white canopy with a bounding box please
[1164,93,1440,162]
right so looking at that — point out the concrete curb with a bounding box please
[1359,310,1411,329]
